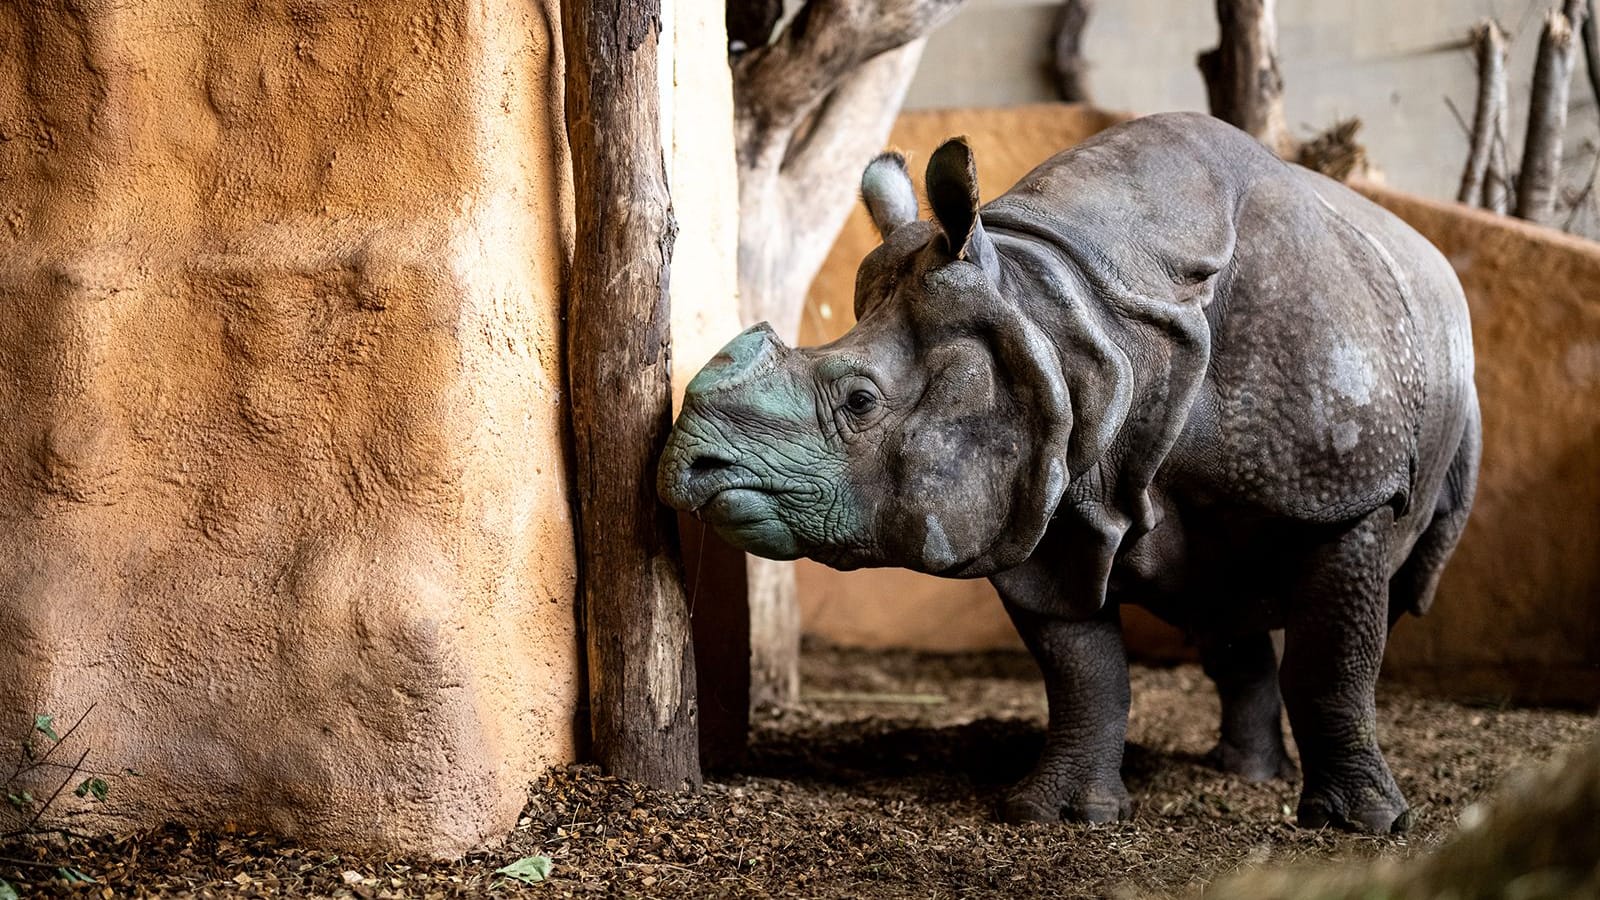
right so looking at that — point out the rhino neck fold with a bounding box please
[980,222,1216,614]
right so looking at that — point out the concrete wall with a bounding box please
[798,105,1600,705]
[0,0,740,857]
[905,0,1600,238]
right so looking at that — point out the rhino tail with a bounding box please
[1388,398,1482,623]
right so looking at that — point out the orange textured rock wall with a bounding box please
[798,105,1600,705]
[0,0,579,856]
[0,0,745,857]
[0,0,743,857]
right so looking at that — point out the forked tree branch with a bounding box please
[781,42,925,256]
[729,0,968,709]
[1460,20,1509,205]
[733,0,963,159]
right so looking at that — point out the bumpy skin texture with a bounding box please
[659,113,1481,834]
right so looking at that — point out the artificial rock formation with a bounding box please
[0,0,581,856]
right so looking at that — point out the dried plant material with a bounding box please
[1297,118,1372,181]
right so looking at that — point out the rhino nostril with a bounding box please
[689,453,735,474]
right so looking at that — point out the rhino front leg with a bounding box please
[1200,631,1296,781]
[1280,511,1410,833]
[998,599,1132,824]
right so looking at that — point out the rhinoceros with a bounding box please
[657,112,1480,834]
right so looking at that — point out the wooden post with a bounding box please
[1199,0,1295,157]
[562,0,700,789]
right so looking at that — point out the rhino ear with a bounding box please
[861,152,918,239]
[926,137,1000,279]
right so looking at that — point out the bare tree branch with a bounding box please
[733,0,963,157]
[1460,19,1509,205]
[1561,143,1600,229]
[562,0,700,789]
[778,43,924,298]
[1052,0,1093,102]
[1517,8,1583,223]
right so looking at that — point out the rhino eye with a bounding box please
[845,389,878,415]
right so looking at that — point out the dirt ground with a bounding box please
[2,643,1595,898]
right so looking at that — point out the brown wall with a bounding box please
[0,0,743,856]
[798,105,1600,705]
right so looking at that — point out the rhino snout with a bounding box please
[657,432,740,513]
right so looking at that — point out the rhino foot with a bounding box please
[1296,784,1411,833]
[1205,739,1298,783]
[1000,779,1132,824]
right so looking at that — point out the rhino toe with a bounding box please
[1297,794,1411,833]
[1000,782,1132,825]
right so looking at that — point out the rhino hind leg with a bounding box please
[997,599,1133,824]
[1281,509,1411,834]
[1389,408,1482,626]
[1200,632,1297,782]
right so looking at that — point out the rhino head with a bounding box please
[657,139,1099,579]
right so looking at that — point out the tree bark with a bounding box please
[562,0,700,789]
[730,0,965,708]
[1517,8,1582,224]
[1051,0,1092,103]
[1198,0,1295,157]
[1460,19,1509,207]
[1484,39,1515,216]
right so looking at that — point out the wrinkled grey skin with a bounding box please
[659,113,1480,834]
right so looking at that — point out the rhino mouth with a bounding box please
[689,485,806,560]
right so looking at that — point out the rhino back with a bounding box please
[982,113,1474,528]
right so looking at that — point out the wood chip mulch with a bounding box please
[2,644,1594,898]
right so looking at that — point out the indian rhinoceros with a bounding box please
[657,112,1480,834]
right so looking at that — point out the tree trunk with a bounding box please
[562,0,700,789]
[1198,0,1295,157]
[737,43,926,707]
[1517,8,1582,224]
[1460,19,1509,207]
[730,0,966,708]
[1051,0,1092,103]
